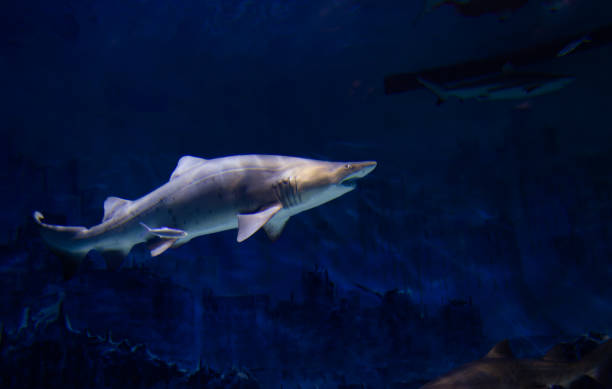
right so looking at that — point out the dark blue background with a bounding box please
[1,0,611,387]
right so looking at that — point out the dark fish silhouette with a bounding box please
[417,71,574,104]
[421,338,612,388]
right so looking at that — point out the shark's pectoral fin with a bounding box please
[140,222,187,239]
[264,215,290,241]
[100,249,128,271]
[237,204,282,243]
[148,238,178,257]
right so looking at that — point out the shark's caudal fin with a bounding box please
[33,212,87,252]
[416,76,448,105]
[33,211,89,279]
[34,212,130,276]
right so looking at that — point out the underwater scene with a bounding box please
[1,0,612,388]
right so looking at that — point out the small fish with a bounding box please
[139,222,188,239]
[557,35,591,57]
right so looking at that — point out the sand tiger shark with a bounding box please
[421,338,612,389]
[34,155,376,276]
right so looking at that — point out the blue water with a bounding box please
[1,0,611,388]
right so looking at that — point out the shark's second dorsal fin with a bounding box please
[485,340,515,359]
[103,197,132,222]
[170,156,207,180]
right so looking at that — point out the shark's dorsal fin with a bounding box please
[103,197,132,222]
[170,156,208,180]
[263,214,290,241]
[485,340,515,359]
[237,204,282,242]
[542,343,575,362]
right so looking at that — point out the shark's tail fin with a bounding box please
[33,211,89,279]
[416,76,448,105]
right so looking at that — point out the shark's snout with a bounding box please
[339,161,377,187]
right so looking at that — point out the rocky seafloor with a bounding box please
[0,297,260,389]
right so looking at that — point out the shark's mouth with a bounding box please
[340,177,359,188]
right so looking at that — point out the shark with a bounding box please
[34,154,376,277]
[421,338,612,389]
[417,71,574,104]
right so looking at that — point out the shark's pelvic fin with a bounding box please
[140,222,187,239]
[170,155,208,180]
[237,204,282,242]
[148,238,178,257]
[263,214,290,241]
[485,339,515,359]
[102,197,132,222]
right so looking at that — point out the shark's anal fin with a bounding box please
[263,215,290,241]
[103,197,132,222]
[140,223,187,239]
[485,339,515,359]
[237,204,282,243]
[148,238,178,257]
[170,156,208,180]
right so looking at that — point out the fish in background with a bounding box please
[417,69,574,104]
[557,35,592,57]
[416,0,529,22]
[421,337,612,388]
[33,155,376,278]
